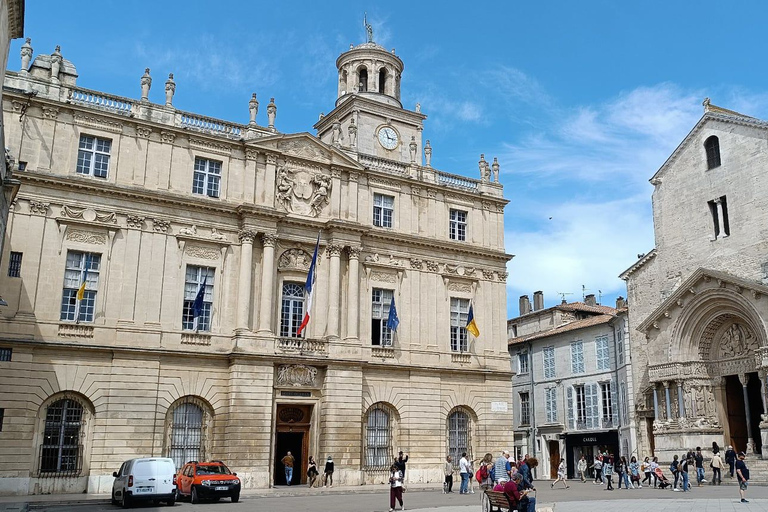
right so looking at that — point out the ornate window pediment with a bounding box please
[56,205,119,260]
[278,248,313,272]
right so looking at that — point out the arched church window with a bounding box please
[379,68,387,94]
[40,398,84,474]
[358,67,368,92]
[705,135,721,169]
[364,403,392,469]
[447,409,471,467]
[169,399,205,469]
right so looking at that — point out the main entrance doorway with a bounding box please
[725,373,764,454]
[274,404,312,486]
[548,441,560,479]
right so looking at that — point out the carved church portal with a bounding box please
[274,404,312,485]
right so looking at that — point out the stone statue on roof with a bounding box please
[364,13,374,43]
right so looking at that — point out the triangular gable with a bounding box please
[246,132,364,170]
[650,108,768,184]
[637,267,768,332]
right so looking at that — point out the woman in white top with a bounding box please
[577,456,588,482]
[551,459,569,489]
[389,463,404,512]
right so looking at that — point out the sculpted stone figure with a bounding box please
[409,136,417,163]
[140,68,152,101]
[348,118,357,147]
[309,174,332,216]
[364,13,374,43]
[179,225,197,236]
[424,140,432,167]
[50,45,62,82]
[165,73,176,106]
[210,228,228,241]
[267,97,277,130]
[331,120,342,146]
[20,38,33,72]
[478,153,490,182]
[275,166,295,211]
[249,93,259,125]
[492,157,500,183]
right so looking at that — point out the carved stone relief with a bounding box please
[126,215,145,229]
[278,140,330,163]
[29,200,49,215]
[185,245,219,260]
[278,249,313,271]
[370,271,397,283]
[447,281,472,293]
[719,323,760,358]
[66,229,107,245]
[275,163,332,217]
[60,205,117,224]
[276,364,318,387]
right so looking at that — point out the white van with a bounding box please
[111,457,176,508]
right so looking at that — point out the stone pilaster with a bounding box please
[257,233,277,334]
[346,247,360,340]
[236,230,256,331]
[326,244,343,338]
[319,366,363,486]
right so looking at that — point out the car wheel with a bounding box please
[231,493,240,503]
[191,486,199,504]
[120,490,131,509]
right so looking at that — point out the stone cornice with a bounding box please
[364,229,513,264]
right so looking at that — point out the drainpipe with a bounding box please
[529,341,537,478]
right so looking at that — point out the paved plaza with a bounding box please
[2,480,767,512]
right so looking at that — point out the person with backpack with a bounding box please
[629,456,641,488]
[477,453,495,490]
[710,450,723,485]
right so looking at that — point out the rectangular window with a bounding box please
[192,157,222,198]
[570,341,585,374]
[449,209,467,241]
[543,346,556,378]
[601,382,613,426]
[545,387,557,423]
[617,329,625,365]
[574,385,586,428]
[76,135,111,178]
[280,282,305,338]
[8,252,22,277]
[449,297,470,352]
[0,348,11,361]
[708,196,730,239]
[520,392,531,426]
[596,336,610,371]
[372,193,394,228]
[518,352,529,374]
[371,288,394,346]
[182,265,214,331]
[60,251,101,322]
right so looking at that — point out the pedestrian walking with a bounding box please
[603,456,614,490]
[593,455,603,484]
[725,445,736,478]
[711,450,723,485]
[670,455,680,491]
[551,459,569,489]
[281,451,295,485]
[323,455,334,487]
[459,452,470,494]
[577,456,587,483]
[618,456,630,489]
[389,463,405,512]
[641,456,652,486]
[396,451,409,480]
[694,447,707,485]
[307,455,319,488]
[629,456,641,488]
[467,457,476,493]
[680,454,690,492]
[649,457,660,488]
[443,455,454,493]
[494,451,512,484]
[735,451,750,503]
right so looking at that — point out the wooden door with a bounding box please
[275,404,312,484]
[725,375,747,452]
[549,441,560,479]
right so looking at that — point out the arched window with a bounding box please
[280,282,305,337]
[358,67,368,92]
[447,409,471,465]
[41,398,84,474]
[364,404,392,469]
[705,135,721,169]
[379,68,387,94]
[169,400,205,469]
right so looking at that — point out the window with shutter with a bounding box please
[543,346,556,379]
[567,386,574,430]
[611,379,619,426]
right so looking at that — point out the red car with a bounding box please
[175,460,241,504]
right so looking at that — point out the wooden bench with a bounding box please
[484,490,516,512]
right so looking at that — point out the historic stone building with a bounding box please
[0,30,513,495]
[508,293,636,479]
[622,100,768,463]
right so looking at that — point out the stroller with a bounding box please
[653,467,671,489]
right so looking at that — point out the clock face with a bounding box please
[378,127,399,150]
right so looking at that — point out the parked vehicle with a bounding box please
[111,457,176,508]
[176,460,241,503]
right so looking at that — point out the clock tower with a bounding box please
[314,31,426,166]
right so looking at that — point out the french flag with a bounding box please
[297,233,320,336]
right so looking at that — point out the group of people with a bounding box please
[567,444,752,503]
[280,452,335,488]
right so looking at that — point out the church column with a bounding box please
[663,381,673,420]
[759,370,768,416]
[739,373,755,453]
[346,247,360,340]
[677,381,686,418]
[257,233,277,334]
[236,229,256,331]
[653,385,660,421]
[327,244,343,338]
[715,197,727,238]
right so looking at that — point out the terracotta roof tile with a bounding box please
[508,314,616,346]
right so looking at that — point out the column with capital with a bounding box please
[327,244,343,338]
[715,197,728,238]
[257,233,277,334]
[759,370,768,459]
[739,373,755,453]
[653,385,660,421]
[663,381,673,420]
[677,381,686,419]
[346,247,360,340]
[236,230,256,331]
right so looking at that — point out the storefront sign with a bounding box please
[491,401,508,412]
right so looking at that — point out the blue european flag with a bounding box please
[192,275,207,319]
[386,295,399,332]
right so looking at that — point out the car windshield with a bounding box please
[197,464,231,475]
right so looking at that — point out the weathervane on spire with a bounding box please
[363,12,374,43]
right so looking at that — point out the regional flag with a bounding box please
[386,295,400,332]
[466,303,480,337]
[297,233,320,336]
[76,255,90,301]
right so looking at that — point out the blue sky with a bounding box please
[12,1,768,317]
